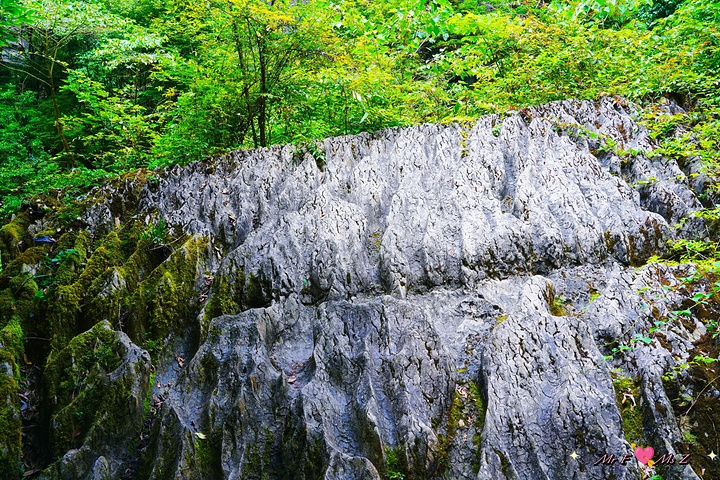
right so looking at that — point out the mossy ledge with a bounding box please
[0,180,212,476]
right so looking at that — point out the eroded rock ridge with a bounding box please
[1,97,718,480]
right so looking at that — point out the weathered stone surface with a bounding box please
[137,98,680,305]
[475,276,634,480]
[148,296,454,479]
[39,322,151,480]
[8,97,719,479]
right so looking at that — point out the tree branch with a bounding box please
[0,62,51,86]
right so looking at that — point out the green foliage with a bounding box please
[140,218,168,246]
[5,3,720,477]
[663,355,718,382]
[549,0,652,28]
[637,0,684,24]
[0,0,35,46]
[384,446,406,480]
[61,70,157,170]
[0,80,112,215]
[294,140,327,171]
[0,84,53,216]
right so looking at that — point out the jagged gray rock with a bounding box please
[35,97,717,479]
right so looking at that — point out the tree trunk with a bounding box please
[48,64,77,167]
[258,36,267,148]
[230,11,256,147]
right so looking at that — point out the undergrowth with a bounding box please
[598,95,720,480]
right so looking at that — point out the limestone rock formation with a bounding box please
[1,97,718,480]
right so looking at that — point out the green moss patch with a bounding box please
[39,228,210,355]
[0,212,30,269]
[194,431,222,478]
[1,316,24,360]
[3,246,49,278]
[203,267,271,333]
[611,372,645,445]
[44,322,143,459]
[0,369,21,480]
[0,319,23,479]
[129,236,209,344]
[434,379,487,476]
[52,231,90,286]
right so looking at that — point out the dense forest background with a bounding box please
[0,0,718,218]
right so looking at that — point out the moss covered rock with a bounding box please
[41,321,151,478]
[0,317,23,480]
[0,212,30,268]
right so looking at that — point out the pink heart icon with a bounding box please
[634,446,654,464]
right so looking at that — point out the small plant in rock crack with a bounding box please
[305,142,326,168]
[631,333,652,345]
[707,318,719,337]
[639,272,720,343]
[666,279,720,340]
[682,431,698,444]
[551,121,624,156]
[666,239,720,266]
[384,446,406,480]
[293,138,327,171]
[612,371,635,392]
[597,338,636,367]
[141,218,168,246]
[662,355,718,382]
[601,324,662,363]
[631,176,659,188]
